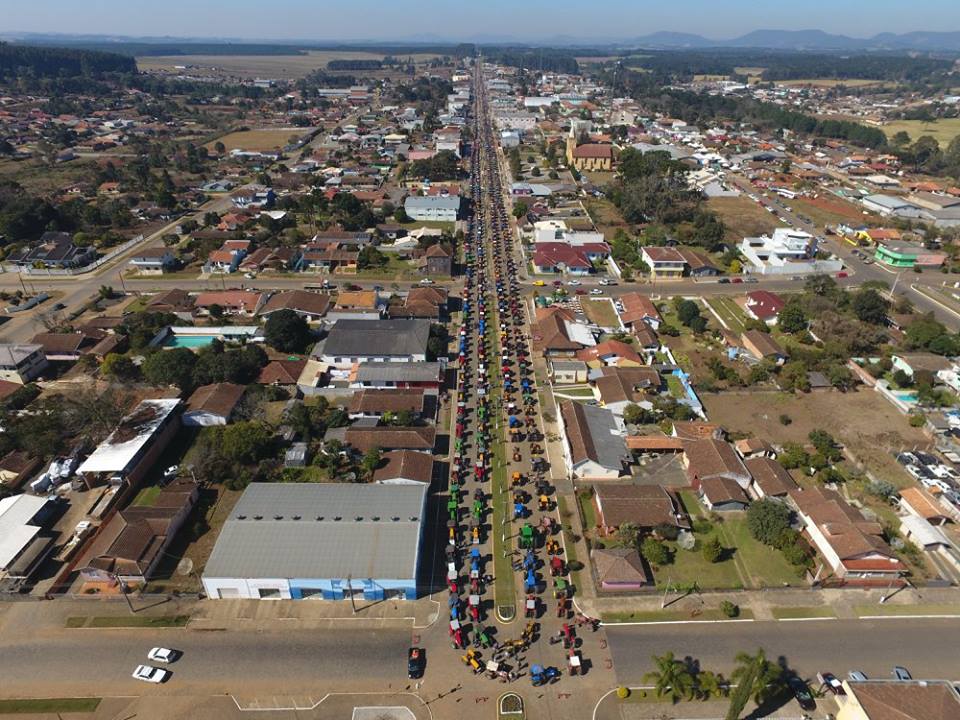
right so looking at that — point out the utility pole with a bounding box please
[114,572,136,614]
[346,575,357,614]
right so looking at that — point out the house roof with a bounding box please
[533,307,584,353]
[0,494,47,570]
[353,361,443,383]
[335,291,378,310]
[684,438,751,486]
[741,329,786,358]
[572,143,613,159]
[257,359,307,385]
[618,293,661,326]
[30,332,100,356]
[560,400,626,472]
[672,421,723,441]
[745,290,785,320]
[372,450,434,484]
[895,353,953,374]
[641,246,685,263]
[846,680,960,720]
[624,435,685,451]
[594,366,660,405]
[699,476,750,505]
[348,389,425,415]
[576,340,644,366]
[148,288,195,312]
[202,483,427,581]
[78,399,181,475]
[593,483,687,529]
[319,319,431,359]
[344,425,436,452]
[186,383,245,418]
[591,547,650,585]
[0,344,43,367]
[899,487,952,522]
[744,457,798,496]
[259,290,330,318]
[194,290,263,310]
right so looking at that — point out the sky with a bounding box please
[3,0,958,41]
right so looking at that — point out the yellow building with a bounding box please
[565,135,615,172]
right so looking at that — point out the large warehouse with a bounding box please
[202,483,427,600]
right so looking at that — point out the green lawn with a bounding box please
[666,374,685,399]
[705,297,747,332]
[0,698,101,714]
[582,298,621,329]
[67,615,191,628]
[771,606,837,620]
[720,517,804,588]
[577,491,597,533]
[554,387,596,398]
[601,608,754,623]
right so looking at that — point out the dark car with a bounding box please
[718,278,730,284]
[788,677,816,711]
[408,647,425,679]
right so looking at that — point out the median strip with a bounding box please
[0,698,101,714]
[66,615,190,628]
[601,608,755,624]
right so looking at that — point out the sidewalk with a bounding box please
[189,597,440,630]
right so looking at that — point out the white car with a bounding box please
[589,289,603,295]
[419,278,435,285]
[163,465,178,479]
[566,280,581,286]
[132,665,169,683]
[598,279,617,286]
[147,647,179,663]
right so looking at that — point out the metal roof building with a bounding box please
[202,483,428,600]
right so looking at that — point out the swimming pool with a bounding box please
[164,334,218,348]
[890,389,919,403]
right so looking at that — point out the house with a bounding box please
[373,450,434,485]
[672,421,724,441]
[899,487,957,526]
[76,399,182,493]
[239,246,302,273]
[0,494,57,584]
[618,293,661,330]
[0,344,48,384]
[699,476,751,511]
[593,366,661,416]
[328,290,382,321]
[734,438,776,460]
[347,389,426,420]
[532,307,590,357]
[78,479,198,584]
[591,547,651,591]
[739,228,841,275]
[549,359,589,385]
[404,195,461,222]
[421,244,453,276]
[351,361,444,391]
[576,340,645,368]
[874,244,947,269]
[559,401,627,480]
[232,186,275,209]
[257,358,307,388]
[194,291,264,317]
[640,247,686,279]
[183,383,245,426]
[30,331,104,362]
[146,288,195,320]
[740,330,788,363]
[683,438,752,489]
[835,679,960,720]
[284,442,309,468]
[789,486,905,584]
[532,243,606,276]
[258,290,330,323]
[592,484,688,534]
[744,457,798,499]
[344,426,436,453]
[7,231,95,269]
[314,319,432,369]
[0,450,42,491]
[677,248,720,276]
[388,287,448,321]
[129,246,176,274]
[891,353,953,380]
[743,291,785,325]
[202,483,427,600]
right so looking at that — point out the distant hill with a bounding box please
[0,42,136,80]
[625,29,960,52]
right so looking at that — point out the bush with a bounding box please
[640,537,671,567]
[617,686,631,699]
[567,560,584,572]
[654,523,680,541]
[692,518,713,534]
[747,499,793,546]
[909,413,926,428]
[719,600,739,618]
[702,536,723,563]
[781,541,810,567]
[778,413,792,426]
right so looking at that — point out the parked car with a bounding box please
[788,677,816,711]
[818,671,845,695]
[52,302,66,311]
[419,278,435,285]
[848,670,868,682]
[589,289,603,295]
[408,647,425,679]
[132,665,169,683]
[533,280,546,286]
[718,278,730,284]
[552,280,563,287]
[147,647,179,663]
[893,666,912,681]
[598,278,617,286]
[837,272,849,278]
[566,280,581,286]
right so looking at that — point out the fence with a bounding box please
[3,234,145,277]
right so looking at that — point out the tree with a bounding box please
[393,206,411,224]
[361,446,382,479]
[827,364,855,391]
[852,288,889,325]
[675,299,701,326]
[702,536,723,563]
[640,536,670,567]
[778,362,810,393]
[746,499,792,546]
[98,285,115,300]
[623,403,655,425]
[696,670,725,700]
[218,421,273,465]
[512,200,529,219]
[808,429,841,461]
[617,522,640,548]
[730,650,782,707]
[778,302,807,334]
[724,656,757,720]
[264,309,311,353]
[100,353,139,382]
[804,274,837,297]
[643,652,695,703]
[142,347,197,391]
[214,141,226,155]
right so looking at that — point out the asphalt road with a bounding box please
[606,618,960,685]
[0,626,411,697]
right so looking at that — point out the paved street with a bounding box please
[606,618,960,685]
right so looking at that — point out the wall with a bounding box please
[202,577,292,600]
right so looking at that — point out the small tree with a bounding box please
[361,446,382,479]
[643,652,695,703]
[702,536,723,563]
[101,353,139,382]
[746,499,792,546]
[641,536,670,567]
[264,309,311,353]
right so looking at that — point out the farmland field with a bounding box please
[207,128,308,152]
[881,118,960,148]
[780,78,891,88]
[707,196,782,242]
[790,195,875,228]
[137,51,441,79]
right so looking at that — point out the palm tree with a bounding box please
[643,652,695,704]
[729,650,783,715]
[696,669,725,700]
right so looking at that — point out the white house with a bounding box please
[404,196,461,222]
[739,228,842,276]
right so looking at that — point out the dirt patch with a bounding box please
[207,128,307,153]
[703,389,932,484]
[707,196,781,242]
[791,195,876,228]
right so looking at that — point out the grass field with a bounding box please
[582,298,621,329]
[601,608,754,623]
[790,195,874,229]
[707,196,782,242]
[720,517,803,588]
[882,118,960,148]
[137,51,441,79]
[0,698,101,714]
[780,78,890,88]
[207,128,306,152]
[704,297,748,332]
[855,603,960,617]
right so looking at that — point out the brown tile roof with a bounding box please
[684,438,751,486]
[31,331,104,355]
[734,438,775,456]
[257,359,306,385]
[533,309,583,353]
[147,288,195,312]
[700,476,750,505]
[372,450,434,483]
[593,484,688,529]
[672,421,723,441]
[744,457,798,497]
[741,329,786,359]
[194,290,263,311]
[591,547,651,586]
[625,435,685,451]
[576,340,644,366]
[618,292,661,326]
[641,246,685,263]
[594,367,660,405]
[0,380,23,401]
[676,247,717,271]
[259,290,330,317]
[335,290,378,310]
[899,487,952,522]
[186,383,245,418]
[572,143,613,159]
[344,425,436,452]
[847,680,960,720]
[348,389,425,415]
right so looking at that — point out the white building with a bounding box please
[739,228,842,276]
[0,344,48,384]
[404,196,461,222]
